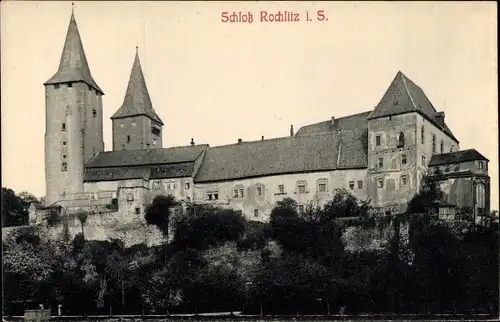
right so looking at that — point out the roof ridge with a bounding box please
[400,72,417,110]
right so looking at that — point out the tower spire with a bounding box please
[111,49,163,124]
[44,9,103,94]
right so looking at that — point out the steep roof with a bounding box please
[368,71,458,142]
[295,111,371,136]
[44,11,103,94]
[429,149,489,166]
[111,49,163,124]
[194,131,367,183]
[85,145,208,168]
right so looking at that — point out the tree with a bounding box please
[407,171,444,215]
[145,195,177,241]
[2,188,42,227]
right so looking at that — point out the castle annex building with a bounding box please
[31,11,491,238]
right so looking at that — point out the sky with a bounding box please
[1,1,498,210]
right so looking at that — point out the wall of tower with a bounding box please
[112,116,162,151]
[366,113,419,210]
[45,82,87,205]
[82,85,105,162]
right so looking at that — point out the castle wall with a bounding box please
[194,169,368,221]
[367,113,419,210]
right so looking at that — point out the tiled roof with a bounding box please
[295,111,371,136]
[111,50,163,124]
[84,162,196,182]
[367,71,458,142]
[194,131,367,183]
[429,149,489,166]
[44,12,103,94]
[85,145,208,168]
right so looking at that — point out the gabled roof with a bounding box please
[367,71,458,143]
[111,49,163,125]
[85,145,208,168]
[295,111,371,136]
[429,149,489,166]
[194,131,367,183]
[44,11,103,94]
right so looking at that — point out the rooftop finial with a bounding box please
[136,46,138,54]
[71,2,74,14]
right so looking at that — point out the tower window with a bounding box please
[377,178,384,188]
[375,135,381,146]
[62,154,67,160]
[254,209,259,217]
[61,123,66,131]
[67,82,73,88]
[378,158,384,168]
[397,132,405,147]
[62,141,67,145]
[421,126,425,144]
[88,85,91,91]
[95,89,98,95]
[440,140,444,154]
[401,175,407,185]
[61,162,68,172]
[54,84,60,89]
[432,134,436,154]
[357,180,363,189]
[402,154,407,165]
[92,109,97,118]
[278,184,285,194]
[127,135,131,143]
[478,161,484,170]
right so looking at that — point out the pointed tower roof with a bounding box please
[368,71,458,142]
[111,48,163,125]
[44,9,103,94]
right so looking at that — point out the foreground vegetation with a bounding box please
[2,176,498,316]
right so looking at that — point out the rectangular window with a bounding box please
[375,135,381,146]
[254,209,259,217]
[478,161,484,170]
[256,186,263,196]
[62,141,67,145]
[377,178,384,188]
[298,205,305,213]
[61,162,68,172]
[402,154,407,165]
[67,82,73,88]
[92,109,97,118]
[127,193,134,201]
[233,189,239,198]
[61,123,66,131]
[54,84,60,89]
[185,182,190,190]
[357,180,363,189]
[401,175,407,185]
[62,154,67,160]
[135,208,141,215]
[297,182,306,194]
[378,158,384,168]
[349,181,354,190]
[127,135,131,143]
[278,184,285,194]
[238,189,244,198]
[422,155,426,166]
[432,134,436,154]
[421,126,425,144]
[206,191,219,201]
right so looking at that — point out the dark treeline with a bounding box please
[2,175,498,316]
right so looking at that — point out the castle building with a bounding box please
[30,11,490,242]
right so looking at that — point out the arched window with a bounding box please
[421,126,425,144]
[476,183,486,214]
[440,140,444,154]
[397,132,405,147]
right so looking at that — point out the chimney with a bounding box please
[434,112,445,126]
[190,138,195,146]
[331,117,335,126]
[238,138,242,144]
[261,136,264,141]
[290,125,294,136]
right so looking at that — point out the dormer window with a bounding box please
[397,132,405,147]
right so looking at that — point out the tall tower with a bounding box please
[111,47,164,151]
[43,9,104,205]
